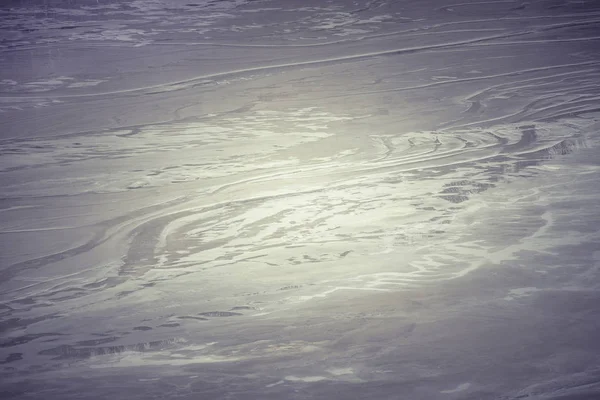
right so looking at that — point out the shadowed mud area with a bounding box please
[1,0,600,399]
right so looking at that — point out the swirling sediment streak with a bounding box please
[2,1,600,397]
[1,116,587,312]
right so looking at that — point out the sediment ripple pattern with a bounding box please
[1,0,600,398]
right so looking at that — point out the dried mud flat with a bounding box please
[1,0,600,399]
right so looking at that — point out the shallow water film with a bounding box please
[1,0,600,399]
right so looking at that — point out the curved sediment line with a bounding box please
[0,196,189,298]
[334,63,600,100]
[467,36,600,46]
[0,228,108,293]
[0,29,569,101]
[463,69,600,102]
[207,130,515,197]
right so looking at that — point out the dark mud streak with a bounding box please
[0,353,22,364]
[1,333,64,348]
